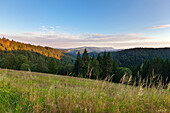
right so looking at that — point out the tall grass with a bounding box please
[0,69,169,112]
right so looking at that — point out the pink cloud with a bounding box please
[149,24,170,29]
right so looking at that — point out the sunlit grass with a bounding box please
[0,69,169,112]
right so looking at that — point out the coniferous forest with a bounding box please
[74,49,170,86]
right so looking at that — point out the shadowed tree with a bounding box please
[35,56,48,73]
[106,52,113,77]
[97,53,103,79]
[48,58,57,74]
[20,63,30,71]
[101,51,107,79]
[82,49,90,78]
[2,53,16,69]
[15,55,29,70]
[74,51,82,77]
[91,55,99,79]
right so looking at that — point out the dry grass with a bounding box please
[0,69,169,113]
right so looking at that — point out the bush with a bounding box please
[20,63,30,71]
[113,67,132,82]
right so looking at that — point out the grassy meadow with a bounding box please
[0,69,169,113]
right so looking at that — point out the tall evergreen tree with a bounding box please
[91,55,99,79]
[97,53,102,79]
[141,60,150,79]
[74,51,82,77]
[82,48,89,61]
[106,52,113,77]
[101,51,107,79]
[82,49,90,78]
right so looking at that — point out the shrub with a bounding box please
[20,63,30,71]
[113,67,132,82]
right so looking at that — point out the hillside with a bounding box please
[63,46,118,56]
[0,37,75,75]
[0,37,73,60]
[0,69,169,112]
[99,48,170,68]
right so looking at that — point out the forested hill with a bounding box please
[108,48,170,67]
[0,37,65,60]
[0,37,75,74]
[63,46,117,56]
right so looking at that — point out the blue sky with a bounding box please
[0,0,170,49]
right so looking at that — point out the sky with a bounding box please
[0,0,170,49]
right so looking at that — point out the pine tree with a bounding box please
[101,51,107,79]
[82,49,90,78]
[106,52,113,77]
[97,53,102,79]
[74,51,82,77]
[82,48,89,61]
[91,55,99,79]
[141,60,150,79]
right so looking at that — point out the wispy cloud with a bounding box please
[149,24,170,29]
[40,25,62,34]
[0,32,152,48]
[40,26,48,31]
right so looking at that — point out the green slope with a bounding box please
[0,69,169,112]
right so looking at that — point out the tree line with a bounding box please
[0,50,74,75]
[73,49,133,82]
[132,57,170,85]
[74,49,169,85]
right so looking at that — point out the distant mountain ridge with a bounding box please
[62,46,118,56]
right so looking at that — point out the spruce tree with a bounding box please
[97,53,102,79]
[74,51,82,77]
[106,52,113,77]
[141,60,150,79]
[82,48,90,78]
[102,51,107,79]
[91,55,99,79]
[82,48,89,61]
